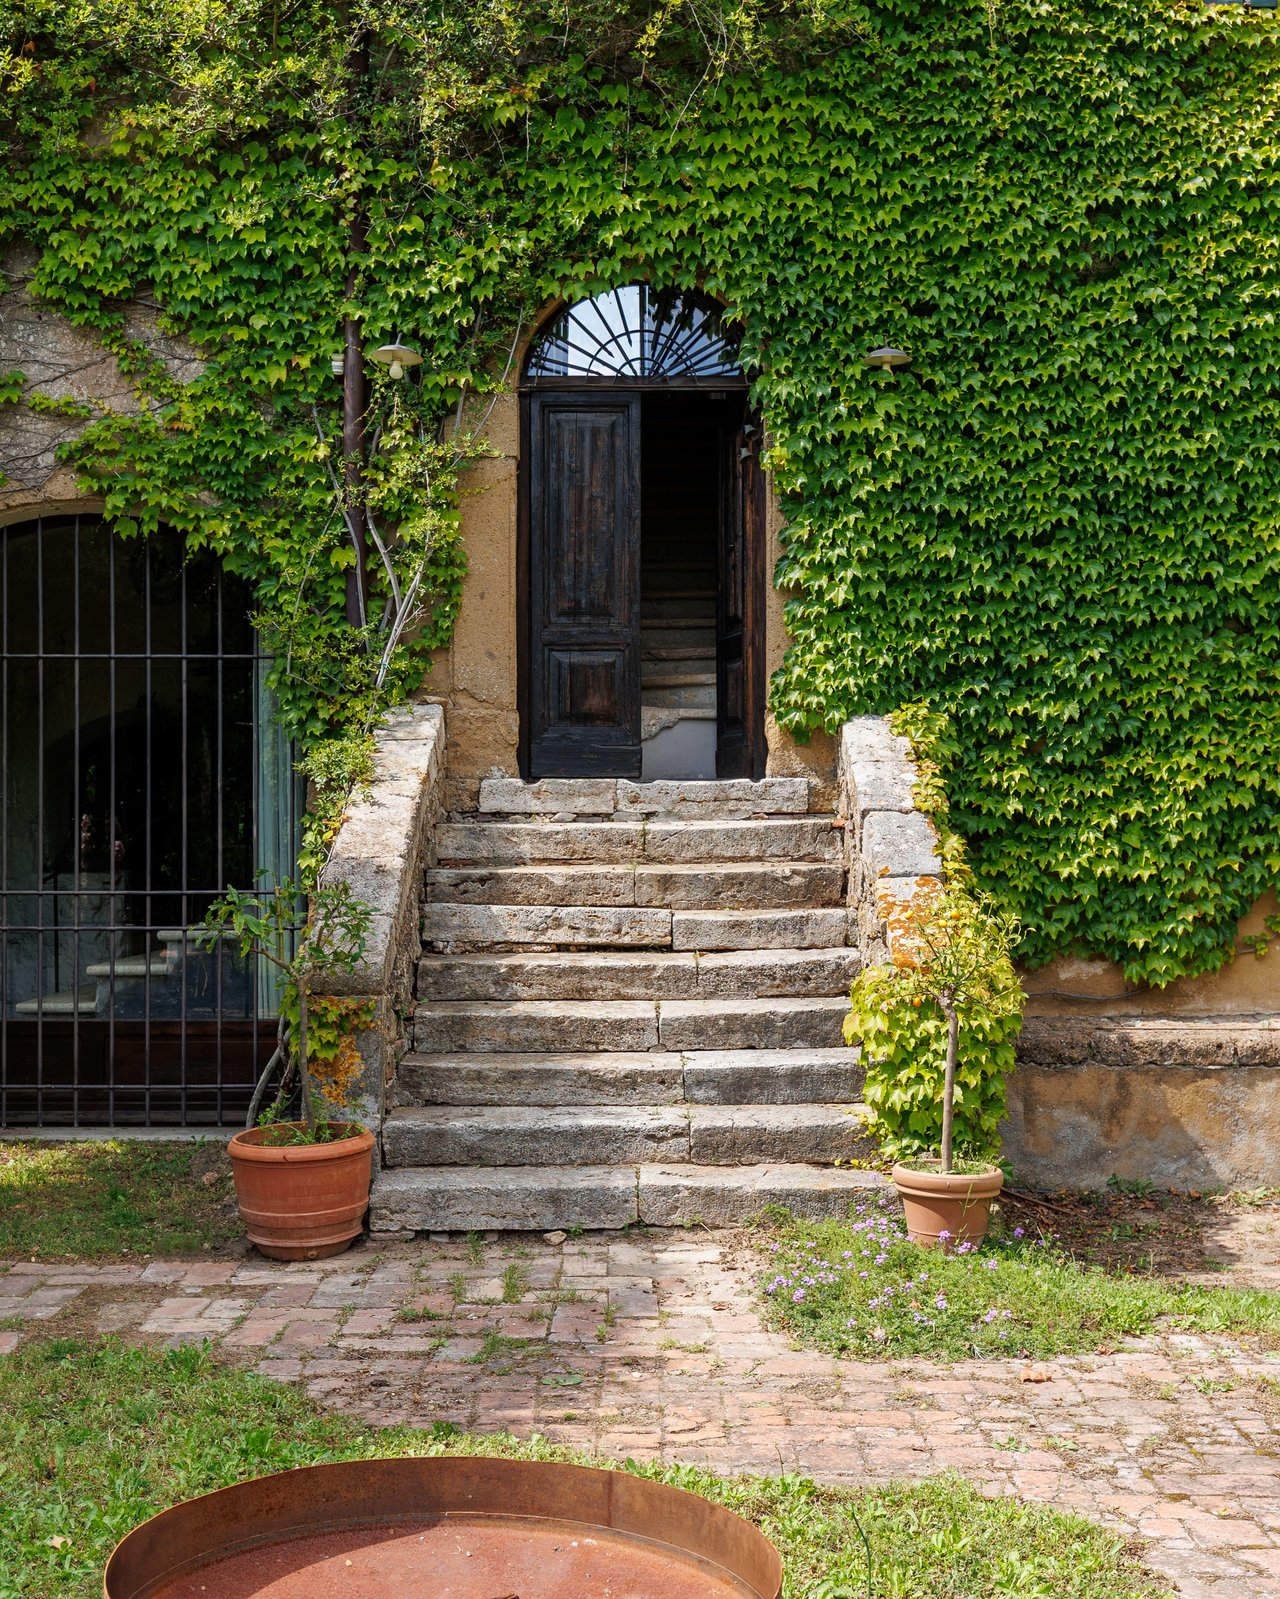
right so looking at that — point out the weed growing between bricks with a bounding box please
[0,1337,1172,1599]
[761,1197,1280,1363]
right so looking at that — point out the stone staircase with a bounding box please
[370,776,885,1234]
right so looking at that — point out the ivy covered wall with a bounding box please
[3,0,1279,985]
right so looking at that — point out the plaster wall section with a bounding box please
[0,248,203,519]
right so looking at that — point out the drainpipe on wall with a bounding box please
[342,26,370,630]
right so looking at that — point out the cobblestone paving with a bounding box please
[3,1232,1279,1598]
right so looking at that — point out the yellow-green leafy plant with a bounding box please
[847,882,1023,1168]
[198,879,373,1143]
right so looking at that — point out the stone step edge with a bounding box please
[394,1047,862,1108]
[369,1162,890,1233]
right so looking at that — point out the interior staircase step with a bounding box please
[84,955,170,980]
[642,669,717,690]
[394,1046,862,1108]
[416,947,860,1003]
[13,985,97,1017]
[642,683,716,713]
[476,777,811,819]
[640,626,716,652]
[642,596,718,620]
[670,907,849,950]
[424,861,844,911]
[370,1162,889,1234]
[381,1102,868,1168]
[411,995,850,1055]
[435,818,840,867]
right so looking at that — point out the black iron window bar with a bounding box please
[1,515,290,1127]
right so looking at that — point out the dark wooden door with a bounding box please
[524,393,642,778]
[717,410,766,779]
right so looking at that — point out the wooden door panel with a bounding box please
[526,394,641,777]
[717,408,765,780]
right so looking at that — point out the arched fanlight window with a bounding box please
[524,285,743,384]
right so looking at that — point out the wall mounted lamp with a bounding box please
[863,346,912,378]
[370,340,423,380]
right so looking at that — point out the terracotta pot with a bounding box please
[891,1161,1004,1249]
[228,1122,374,1261]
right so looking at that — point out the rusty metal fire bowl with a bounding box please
[104,1456,784,1599]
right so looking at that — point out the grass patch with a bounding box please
[761,1195,1280,1362]
[0,1141,239,1262]
[501,1262,530,1303]
[0,1337,1170,1599]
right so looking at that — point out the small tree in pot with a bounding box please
[198,878,375,1260]
[847,880,1022,1247]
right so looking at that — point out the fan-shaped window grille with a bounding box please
[525,286,743,384]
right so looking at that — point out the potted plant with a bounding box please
[848,881,1022,1248]
[198,879,375,1261]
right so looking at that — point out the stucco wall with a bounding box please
[1,248,202,519]
[1022,891,1280,1017]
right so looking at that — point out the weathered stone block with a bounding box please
[640,818,840,863]
[413,999,659,1054]
[436,822,647,865]
[423,903,672,948]
[633,862,844,910]
[687,1103,865,1164]
[691,948,860,999]
[370,1166,639,1232]
[396,1051,685,1106]
[860,809,942,879]
[681,1047,862,1104]
[616,778,810,817]
[417,951,702,1002]
[657,996,849,1051]
[382,1105,689,1167]
[637,1162,887,1227]
[478,778,617,815]
[670,908,847,951]
[426,865,638,906]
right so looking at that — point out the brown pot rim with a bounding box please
[891,1161,1004,1199]
[228,1123,374,1164]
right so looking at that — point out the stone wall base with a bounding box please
[1003,1016,1280,1191]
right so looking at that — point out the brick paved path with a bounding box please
[2,1232,1278,1599]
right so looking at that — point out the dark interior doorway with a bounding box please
[1,514,296,1126]
[518,287,764,782]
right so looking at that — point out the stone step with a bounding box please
[416,947,860,1002]
[476,777,810,819]
[381,1103,867,1168]
[670,908,850,950]
[424,861,843,910]
[434,817,840,866]
[640,625,716,649]
[396,1047,862,1107]
[641,669,717,690]
[640,643,717,664]
[370,1163,889,1233]
[422,903,672,950]
[642,596,717,620]
[410,996,850,1054]
[642,682,716,712]
[399,1051,686,1106]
